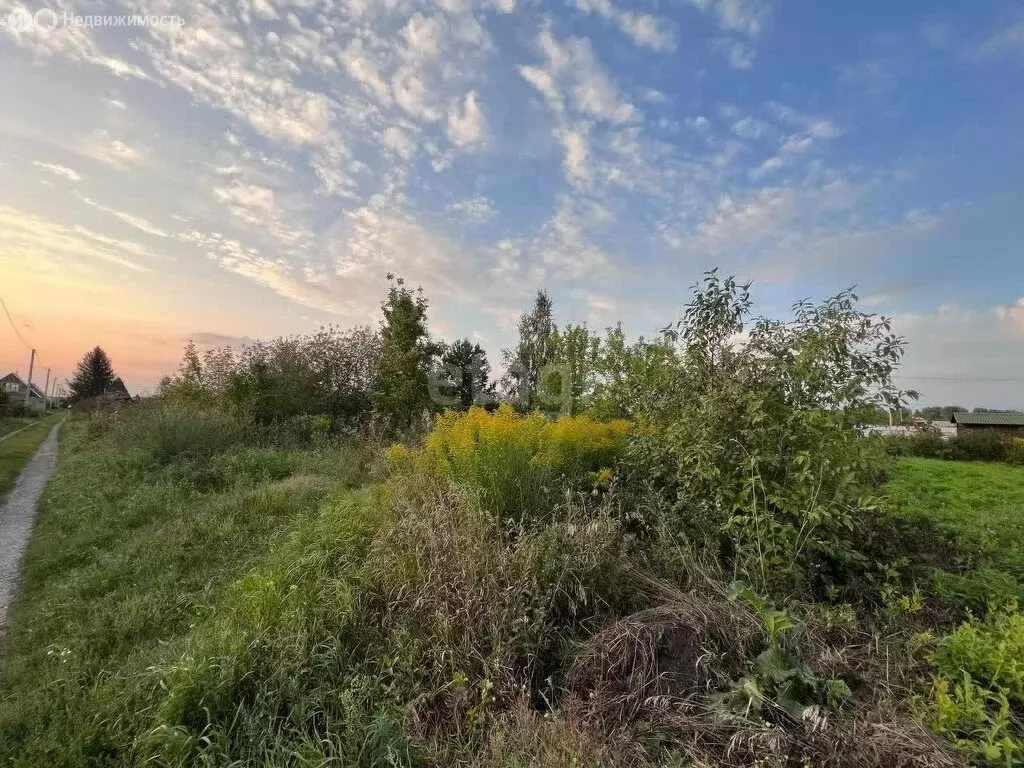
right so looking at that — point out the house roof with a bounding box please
[951,412,1024,426]
[1,372,45,398]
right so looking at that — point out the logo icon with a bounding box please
[34,8,58,31]
[6,6,33,31]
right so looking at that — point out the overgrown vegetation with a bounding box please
[4,272,1019,766]
[889,430,1024,466]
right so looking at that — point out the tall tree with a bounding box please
[501,290,555,409]
[548,323,600,415]
[370,274,436,427]
[68,346,118,402]
[437,338,494,409]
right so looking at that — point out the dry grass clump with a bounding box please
[569,581,761,722]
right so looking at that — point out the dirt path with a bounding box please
[0,422,62,635]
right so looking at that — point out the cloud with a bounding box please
[0,204,156,273]
[2,16,150,79]
[212,181,311,247]
[447,196,496,220]
[446,90,488,147]
[80,130,145,167]
[977,21,1024,57]
[713,38,756,69]
[555,123,592,184]
[893,302,1024,408]
[689,0,769,68]
[32,161,82,182]
[573,0,676,52]
[996,298,1024,335]
[76,194,170,238]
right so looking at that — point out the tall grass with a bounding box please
[0,402,968,767]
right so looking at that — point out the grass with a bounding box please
[0,416,375,766]
[0,415,43,438]
[886,457,1024,608]
[0,407,974,767]
[0,416,57,498]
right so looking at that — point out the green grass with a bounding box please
[886,457,1024,608]
[0,418,378,766]
[0,415,42,438]
[0,417,56,498]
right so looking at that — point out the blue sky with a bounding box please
[0,0,1022,405]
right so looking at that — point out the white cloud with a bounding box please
[393,66,443,121]
[2,16,150,80]
[996,298,1024,335]
[401,13,445,61]
[446,90,488,147]
[556,123,592,185]
[894,302,1024,408]
[574,0,677,52]
[383,126,418,160]
[0,204,156,273]
[521,65,564,113]
[80,130,145,167]
[731,116,769,139]
[32,161,82,182]
[447,196,496,220]
[977,21,1024,57]
[213,182,311,247]
[76,194,170,238]
[713,38,756,69]
[692,0,770,38]
[750,156,783,178]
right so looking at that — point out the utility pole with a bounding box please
[43,368,51,411]
[24,348,36,408]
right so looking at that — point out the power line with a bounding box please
[0,293,32,351]
[895,375,1024,383]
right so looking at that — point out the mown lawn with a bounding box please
[0,417,57,498]
[886,456,1024,606]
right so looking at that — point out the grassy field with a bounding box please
[0,417,57,498]
[2,408,1011,767]
[886,456,1024,607]
[0,415,43,439]
[0,415,376,766]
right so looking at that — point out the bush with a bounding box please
[102,402,245,465]
[418,404,630,521]
[946,431,1008,463]
[902,433,949,459]
[1005,439,1024,467]
[628,275,910,596]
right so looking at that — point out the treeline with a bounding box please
[158,274,669,431]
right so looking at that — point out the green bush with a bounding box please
[628,274,910,595]
[947,431,1008,463]
[1005,439,1024,467]
[105,402,245,465]
[904,433,949,459]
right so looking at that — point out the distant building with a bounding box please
[1,372,48,410]
[951,412,1024,436]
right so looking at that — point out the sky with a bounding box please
[0,0,1022,407]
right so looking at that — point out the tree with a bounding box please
[436,339,494,409]
[370,275,437,427]
[68,346,118,402]
[501,290,555,410]
[547,323,600,415]
[629,272,917,594]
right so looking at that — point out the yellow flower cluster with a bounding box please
[425,403,630,477]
